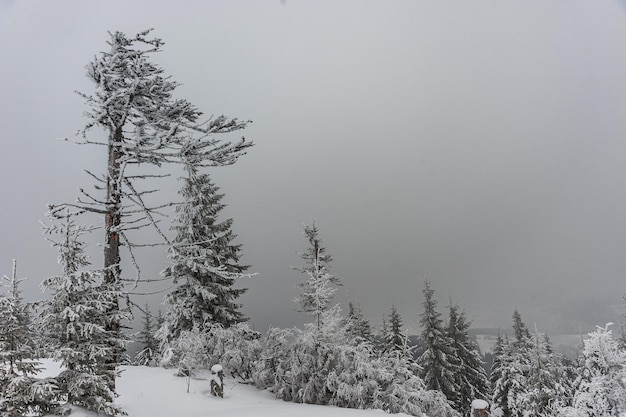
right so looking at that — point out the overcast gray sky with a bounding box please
[1,0,626,334]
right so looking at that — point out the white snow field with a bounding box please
[38,359,404,417]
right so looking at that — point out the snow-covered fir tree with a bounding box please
[0,261,57,417]
[293,222,343,336]
[491,333,514,417]
[345,301,372,344]
[274,223,346,405]
[0,260,37,380]
[134,302,160,366]
[384,305,406,353]
[416,280,459,408]
[563,323,626,417]
[40,211,130,416]
[158,165,249,349]
[446,303,490,414]
[513,329,569,417]
[505,311,535,417]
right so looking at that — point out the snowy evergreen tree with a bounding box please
[48,29,252,384]
[158,165,249,349]
[0,261,37,380]
[293,222,342,336]
[0,261,58,417]
[134,302,159,366]
[506,311,534,417]
[345,301,372,344]
[446,303,490,414]
[274,224,346,405]
[40,211,130,415]
[565,323,626,417]
[384,305,406,353]
[490,333,513,417]
[513,330,570,417]
[511,310,531,348]
[416,280,459,408]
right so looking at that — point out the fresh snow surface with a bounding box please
[37,359,401,417]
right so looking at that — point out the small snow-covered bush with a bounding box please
[204,323,262,383]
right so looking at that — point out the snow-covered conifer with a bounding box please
[446,303,490,414]
[0,260,57,416]
[505,311,534,417]
[416,280,459,407]
[384,305,406,353]
[134,302,159,366]
[511,328,570,417]
[158,166,249,351]
[345,301,372,344]
[0,260,38,379]
[40,211,130,415]
[294,222,342,336]
[567,323,626,417]
[490,333,513,417]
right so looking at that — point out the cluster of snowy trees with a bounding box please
[1,29,252,416]
[490,313,626,417]
[2,28,626,417]
[150,223,458,417]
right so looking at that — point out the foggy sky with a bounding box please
[1,0,626,334]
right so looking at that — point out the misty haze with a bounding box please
[1,1,626,416]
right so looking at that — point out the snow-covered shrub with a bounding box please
[559,323,626,417]
[274,328,340,405]
[203,323,262,383]
[252,327,293,390]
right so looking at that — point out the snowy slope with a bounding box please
[38,359,403,417]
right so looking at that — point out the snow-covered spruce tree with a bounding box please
[134,302,159,366]
[374,346,458,417]
[0,261,37,380]
[345,301,372,345]
[490,333,514,417]
[505,310,534,417]
[0,261,58,417]
[275,223,344,405]
[48,29,252,386]
[446,303,490,414]
[384,304,406,353]
[564,323,626,417]
[158,165,249,349]
[40,210,130,416]
[416,280,459,408]
[513,329,570,417]
[293,222,343,335]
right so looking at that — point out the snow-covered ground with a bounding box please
[38,359,403,417]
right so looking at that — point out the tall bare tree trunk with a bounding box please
[104,127,123,390]
[104,127,122,286]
